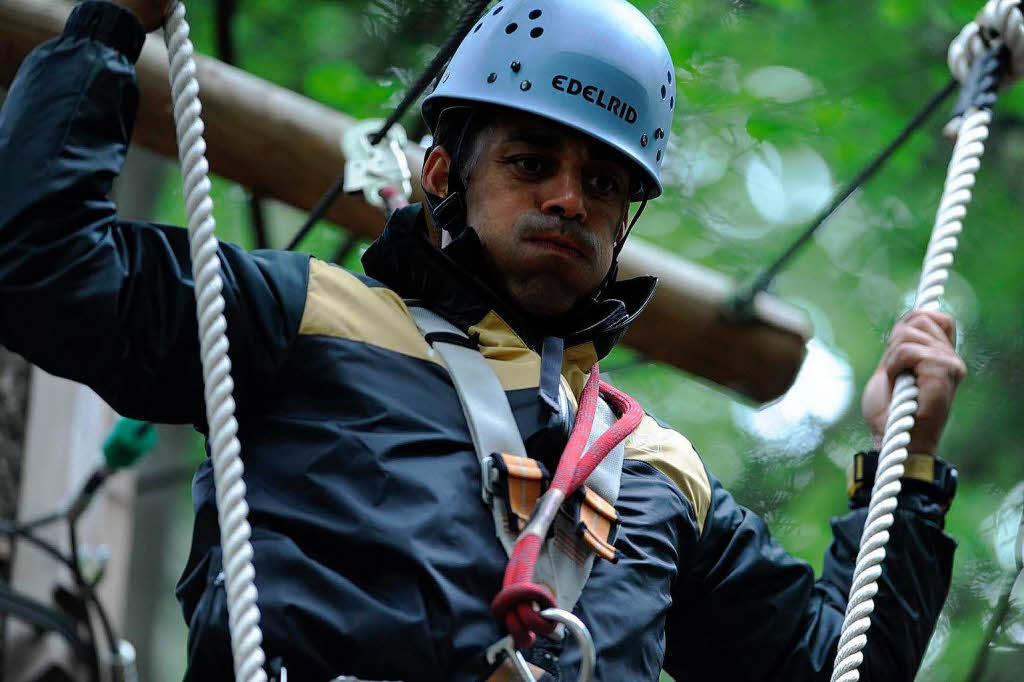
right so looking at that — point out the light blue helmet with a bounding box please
[422,0,675,200]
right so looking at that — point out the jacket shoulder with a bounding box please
[298,258,435,362]
[624,414,711,533]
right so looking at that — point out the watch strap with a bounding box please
[847,450,957,509]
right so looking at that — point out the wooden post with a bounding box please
[4,370,133,681]
[0,0,811,401]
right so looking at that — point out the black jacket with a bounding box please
[0,3,956,680]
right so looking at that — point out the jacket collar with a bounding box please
[361,204,657,360]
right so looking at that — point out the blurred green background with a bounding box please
[101,0,1024,679]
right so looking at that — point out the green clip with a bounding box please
[102,419,157,470]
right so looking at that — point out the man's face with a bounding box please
[426,112,632,317]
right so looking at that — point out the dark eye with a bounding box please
[588,173,622,197]
[513,156,547,174]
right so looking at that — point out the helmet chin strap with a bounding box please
[425,107,478,238]
[589,196,647,302]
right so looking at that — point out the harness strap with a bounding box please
[408,306,528,502]
[493,454,550,534]
[406,306,626,619]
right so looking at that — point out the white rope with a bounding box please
[830,3,1024,680]
[164,4,267,682]
[949,0,1024,84]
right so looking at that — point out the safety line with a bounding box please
[286,0,492,251]
[730,78,957,319]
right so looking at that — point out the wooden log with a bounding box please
[0,0,810,402]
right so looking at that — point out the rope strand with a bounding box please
[165,5,267,681]
[831,4,1020,675]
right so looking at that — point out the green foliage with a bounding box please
[147,1,1024,679]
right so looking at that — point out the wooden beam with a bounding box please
[0,0,810,402]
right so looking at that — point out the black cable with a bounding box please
[730,77,958,320]
[332,231,364,266]
[0,521,102,681]
[368,0,492,146]
[66,521,103,680]
[215,0,270,250]
[286,0,493,252]
[284,174,347,251]
[0,581,93,662]
[67,520,117,663]
[1,519,117,678]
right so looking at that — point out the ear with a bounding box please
[421,146,452,198]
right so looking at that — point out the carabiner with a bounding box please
[485,634,537,681]
[539,608,596,682]
[484,608,596,682]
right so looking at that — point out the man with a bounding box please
[0,0,964,680]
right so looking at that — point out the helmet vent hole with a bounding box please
[670,96,674,109]
[493,5,504,15]
[530,27,544,38]
[506,22,518,34]
[529,9,543,19]
[487,72,498,83]
[640,134,648,147]
[656,150,663,162]
[474,22,482,33]
[667,70,672,83]
[660,85,666,99]
[655,128,664,139]
[520,80,532,91]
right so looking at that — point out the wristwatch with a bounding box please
[847,450,958,510]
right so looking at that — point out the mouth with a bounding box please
[526,233,587,259]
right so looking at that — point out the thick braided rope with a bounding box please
[829,5,1024,679]
[830,108,992,682]
[164,5,267,682]
[949,0,1024,84]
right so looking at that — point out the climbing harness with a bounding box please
[488,370,641,655]
[164,4,266,681]
[830,2,1024,681]
[410,306,635,681]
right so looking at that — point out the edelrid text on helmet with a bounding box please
[423,0,675,199]
[551,75,639,124]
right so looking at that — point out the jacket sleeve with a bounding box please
[662,471,956,682]
[0,2,309,425]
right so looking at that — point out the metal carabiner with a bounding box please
[340,119,413,209]
[484,608,596,682]
[486,634,538,680]
[539,608,596,682]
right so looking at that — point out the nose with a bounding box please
[539,169,587,223]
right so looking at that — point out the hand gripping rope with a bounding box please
[489,366,642,681]
[164,4,267,682]
[830,2,1024,681]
